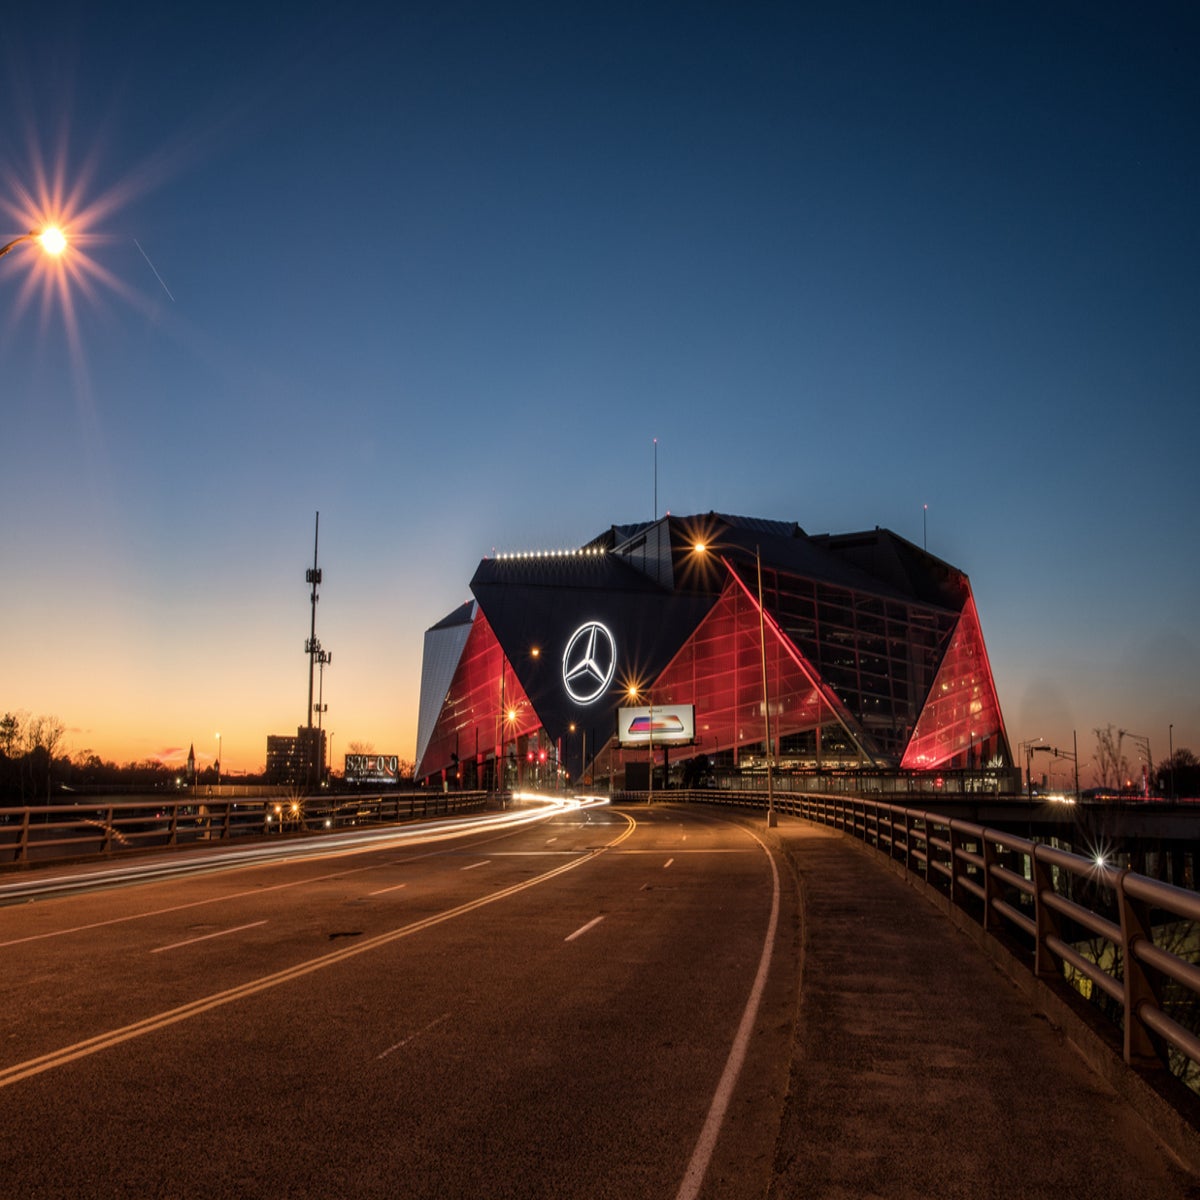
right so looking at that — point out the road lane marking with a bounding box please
[368,882,408,897]
[613,848,753,855]
[377,1012,452,1060]
[0,813,638,1091]
[564,915,605,942]
[151,921,268,954]
[664,858,674,868]
[461,860,489,871]
[675,823,781,1200]
[464,850,577,857]
[0,864,387,949]
[546,837,557,845]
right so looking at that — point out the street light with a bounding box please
[1169,724,1175,801]
[628,684,655,802]
[755,546,777,828]
[0,226,68,261]
[1119,730,1152,797]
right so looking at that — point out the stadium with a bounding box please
[415,513,1011,790]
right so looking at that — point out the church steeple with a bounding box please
[186,743,196,784]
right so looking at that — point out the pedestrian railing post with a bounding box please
[1118,868,1168,1069]
[982,835,1000,933]
[17,807,30,863]
[949,823,964,910]
[1032,845,1061,980]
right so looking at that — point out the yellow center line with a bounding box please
[0,813,637,1090]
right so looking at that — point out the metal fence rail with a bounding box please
[645,787,1200,1085]
[0,792,490,867]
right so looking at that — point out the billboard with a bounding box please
[617,705,695,746]
[344,754,401,785]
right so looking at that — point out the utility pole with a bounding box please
[304,512,331,788]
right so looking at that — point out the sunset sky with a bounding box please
[2,2,1197,781]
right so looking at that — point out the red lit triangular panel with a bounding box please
[417,610,539,779]
[652,571,864,759]
[901,593,1009,769]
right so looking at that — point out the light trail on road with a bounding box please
[0,793,607,905]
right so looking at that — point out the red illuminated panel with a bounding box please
[652,569,862,759]
[417,611,539,779]
[901,593,1009,769]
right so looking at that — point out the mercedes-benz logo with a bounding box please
[562,621,616,705]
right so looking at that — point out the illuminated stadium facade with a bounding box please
[414,513,1012,789]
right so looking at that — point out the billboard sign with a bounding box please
[617,705,695,746]
[344,754,401,785]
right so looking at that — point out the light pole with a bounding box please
[1018,738,1043,801]
[756,546,776,827]
[1120,730,1152,797]
[215,732,221,785]
[1169,724,1175,801]
[0,226,67,261]
[628,685,654,802]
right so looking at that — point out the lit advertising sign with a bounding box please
[345,754,401,785]
[618,705,695,746]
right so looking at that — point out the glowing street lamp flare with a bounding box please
[38,226,67,254]
[0,226,68,260]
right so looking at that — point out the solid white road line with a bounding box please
[674,826,781,1200]
[461,860,489,871]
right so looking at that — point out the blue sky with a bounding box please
[2,2,1197,779]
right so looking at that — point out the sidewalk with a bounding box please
[765,817,1200,1199]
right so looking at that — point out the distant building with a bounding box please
[265,726,326,788]
[415,512,1012,788]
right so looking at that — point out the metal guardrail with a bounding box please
[634,787,1200,1086]
[0,792,491,866]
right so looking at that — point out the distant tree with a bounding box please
[0,711,24,758]
[26,715,66,802]
[1155,749,1200,800]
[1093,725,1130,791]
[347,741,376,756]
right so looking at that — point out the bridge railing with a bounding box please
[634,787,1200,1088]
[0,792,490,867]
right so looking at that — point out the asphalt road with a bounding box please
[0,800,798,1199]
